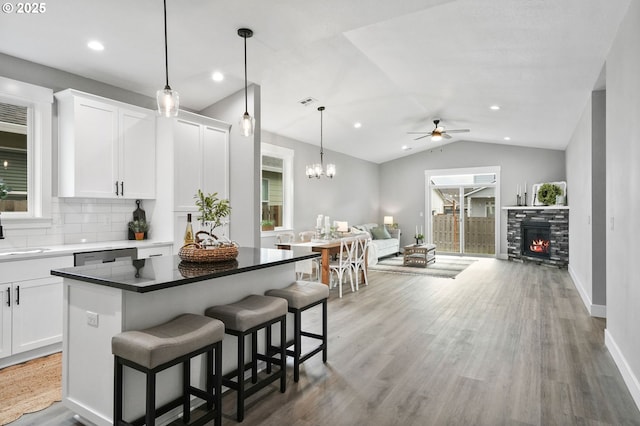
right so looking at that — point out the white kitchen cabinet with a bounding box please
[136,244,173,259]
[173,111,230,211]
[0,256,72,366]
[56,89,156,199]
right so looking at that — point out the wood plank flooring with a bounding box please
[10,258,640,426]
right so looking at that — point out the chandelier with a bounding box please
[306,106,336,179]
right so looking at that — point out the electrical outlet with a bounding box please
[87,311,99,327]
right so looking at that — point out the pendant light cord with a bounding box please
[162,0,170,89]
[244,35,248,114]
[319,107,324,167]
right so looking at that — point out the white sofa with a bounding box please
[353,223,401,265]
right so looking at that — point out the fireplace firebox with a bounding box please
[521,220,551,259]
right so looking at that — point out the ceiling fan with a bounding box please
[408,119,470,142]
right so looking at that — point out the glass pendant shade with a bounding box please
[325,163,336,178]
[240,111,254,137]
[431,132,442,142]
[156,85,179,117]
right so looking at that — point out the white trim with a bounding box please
[605,329,640,411]
[568,264,607,318]
[261,143,294,231]
[0,77,53,222]
[424,166,501,256]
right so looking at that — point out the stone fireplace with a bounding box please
[505,207,568,267]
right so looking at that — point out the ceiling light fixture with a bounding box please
[87,40,104,51]
[156,0,179,117]
[306,106,336,179]
[211,71,224,82]
[490,105,501,110]
[354,122,362,129]
[504,136,511,141]
[238,28,254,137]
[431,131,443,142]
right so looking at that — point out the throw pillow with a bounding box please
[371,226,391,240]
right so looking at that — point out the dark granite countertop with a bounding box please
[51,247,319,293]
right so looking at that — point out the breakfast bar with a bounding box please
[51,247,319,426]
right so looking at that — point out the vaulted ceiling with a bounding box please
[0,0,630,163]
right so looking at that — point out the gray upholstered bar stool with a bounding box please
[112,313,224,426]
[205,295,287,422]
[265,280,329,382]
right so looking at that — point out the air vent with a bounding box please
[298,97,317,107]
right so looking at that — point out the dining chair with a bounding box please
[350,235,370,290]
[292,245,318,281]
[329,237,357,298]
[276,232,295,244]
[298,231,315,242]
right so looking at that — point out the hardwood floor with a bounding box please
[11,258,640,426]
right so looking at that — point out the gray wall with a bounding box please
[199,85,261,247]
[379,141,566,253]
[261,130,380,233]
[605,0,640,408]
[566,90,606,316]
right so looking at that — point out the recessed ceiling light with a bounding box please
[490,105,501,110]
[87,40,104,51]
[504,136,511,141]
[211,71,224,82]
[353,122,362,129]
[402,145,412,151]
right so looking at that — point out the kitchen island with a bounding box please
[51,247,320,426]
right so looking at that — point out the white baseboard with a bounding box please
[497,252,508,260]
[568,264,606,318]
[605,329,640,411]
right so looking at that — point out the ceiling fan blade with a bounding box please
[435,127,444,132]
[413,134,431,141]
[445,129,470,133]
[443,133,452,139]
[407,131,431,134]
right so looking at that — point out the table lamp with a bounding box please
[384,216,394,228]
[336,221,349,233]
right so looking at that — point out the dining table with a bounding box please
[276,238,366,286]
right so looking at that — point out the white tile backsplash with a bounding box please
[1,197,143,249]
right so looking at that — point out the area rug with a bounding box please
[368,255,476,278]
[0,352,62,425]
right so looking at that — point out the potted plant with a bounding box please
[414,233,424,245]
[261,219,275,231]
[194,190,232,242]
[128,218,149,240]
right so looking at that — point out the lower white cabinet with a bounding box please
[0,255,73,365]
[1,277,63,359]
[136,244,173,259]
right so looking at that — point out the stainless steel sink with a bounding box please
[0,247,51,256]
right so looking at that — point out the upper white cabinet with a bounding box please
[56,89,156,199]
[173,111,230,211]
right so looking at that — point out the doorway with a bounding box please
[425,167,500,255]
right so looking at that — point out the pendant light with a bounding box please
[306,106,336,179]
[238,28,254,137]
[156,0,179,117]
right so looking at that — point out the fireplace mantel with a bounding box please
[502,206,569,210]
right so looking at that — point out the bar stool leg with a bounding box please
[214,342,222,426]
[237,334,245,422]
[294,309,302,382]
[114,357,123,424]
[266,325,272,374]
[322,299,328,363]
[280,316,287,393]
[146,371,156,426]
[183,359,191,423]
[251,332,258,384]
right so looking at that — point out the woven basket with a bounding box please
[178,242,239,263]
[178,259,238,277]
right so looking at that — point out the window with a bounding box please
[261,143,293,231]
[0,76,53,224]
[0,103,28,212]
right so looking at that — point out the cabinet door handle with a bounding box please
[5,287,9,307]
[120,181,124,197]
[115,181,119,196]
[15,285,19,305]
